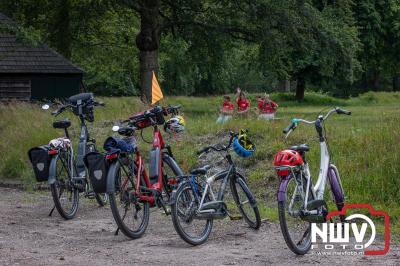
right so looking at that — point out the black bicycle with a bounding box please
[39,93,107,219]
[170,130,261,245]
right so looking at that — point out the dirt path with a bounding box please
[0,187,398,266]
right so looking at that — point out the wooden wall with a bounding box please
[0,78,31,101]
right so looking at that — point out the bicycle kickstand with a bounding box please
[114,227,120,236]
[48,205,56,217]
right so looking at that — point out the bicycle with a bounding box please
[29,93,108,219]
[170,130,261,245]
[274,107,351,254]
[104,105,184,239]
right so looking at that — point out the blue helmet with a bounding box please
[233,136,255,158]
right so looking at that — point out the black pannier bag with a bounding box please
[28,146,51,182]
[84,152,108,193]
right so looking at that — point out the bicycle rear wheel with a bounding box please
[278,174,312,255]
[50,152,79,220]
[230,174,261,229]
[171,181,213,245]
[108,162,149,239]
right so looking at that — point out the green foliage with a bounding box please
[1,0,400,96]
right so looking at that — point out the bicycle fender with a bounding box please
[162,153,184,176]
[106,161,119,194]
[277,175,293,202]
[47,156,58,185]
[169,180,190,205]
[236,177,257,208]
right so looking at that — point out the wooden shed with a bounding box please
[0,13,84,101]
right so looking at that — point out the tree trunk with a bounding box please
[136,0,161,104]
[295,76,305,101]
[285,79,291,92]
[370,69,380,91]
[50,0,72,59]
[139,50,158,102]
[393,75,400,91]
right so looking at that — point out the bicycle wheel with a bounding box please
[278,174,312,255]
[171,181,213,245]
[50,152,79,220]
[230,174,261,229]
[108,162,150,239]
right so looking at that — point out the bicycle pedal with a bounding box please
[161,207,171,215]
[229,215,242,221]
[85,191,96,199]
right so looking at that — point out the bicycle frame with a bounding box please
[298,140,330,213]
[280,108,349,214]
[117,125,180,206]
[197,166,234,213]
[48,100,95,184]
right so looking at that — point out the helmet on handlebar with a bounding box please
[164,115,185,134]
[233,130,255,158]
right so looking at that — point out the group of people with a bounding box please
[216,88,278,124]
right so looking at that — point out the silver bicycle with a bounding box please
[170,131,261,245]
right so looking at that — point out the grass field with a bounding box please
[0,91,399,234]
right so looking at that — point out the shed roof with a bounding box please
[0,13,83,74]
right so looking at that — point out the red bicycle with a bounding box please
[105,105,184,239]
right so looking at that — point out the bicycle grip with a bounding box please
[283,123,296,134]
[336,107,351,115]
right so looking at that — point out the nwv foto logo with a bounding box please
[310,204,390,255]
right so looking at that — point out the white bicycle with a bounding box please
[274,107,351,254]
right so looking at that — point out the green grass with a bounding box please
[0,91,399,236]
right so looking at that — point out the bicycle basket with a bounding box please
[28,146,51,182]
[84,152,108,194]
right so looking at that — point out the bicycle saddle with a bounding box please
[68,92,93,104]
[290,144,309,153]
[53,119,71,129]
[190,165,211,175]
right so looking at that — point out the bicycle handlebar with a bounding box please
[164,104,181,115]
[128,105,182,124]
[50,99,105,117]
[283,107,351,136]
[197,130,238,155]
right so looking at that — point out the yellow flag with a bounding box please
[151,71,163,105]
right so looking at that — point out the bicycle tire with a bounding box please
[230,175,261,229]
[108,162,150,239]
[278,174,312,255]
[50,153,79,220]
[171,181,213,245]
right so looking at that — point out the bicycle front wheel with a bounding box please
[171,181,213,245]
[278,174,312,255]
[108,162,150,239]
[50,153,79,220]
[230,175,261,229]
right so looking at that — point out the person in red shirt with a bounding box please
[235,87,250,116]
[216,95,234,123]
[256,94,278,119]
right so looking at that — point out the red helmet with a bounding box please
[274,149,304,176]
